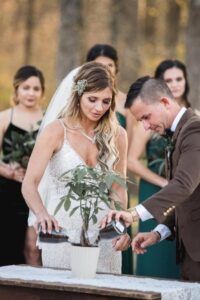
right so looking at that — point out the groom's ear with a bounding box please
[160,97,170,108]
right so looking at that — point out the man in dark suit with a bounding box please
[102,76,200,282]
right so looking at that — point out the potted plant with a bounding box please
[54,164,127,278]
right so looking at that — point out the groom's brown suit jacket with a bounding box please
[143,108,200,262]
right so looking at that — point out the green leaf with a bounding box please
[105,175,114,189]
[100,196,111,208]
[3,138,12,146]
[114,201,123,211]
[54,197,66,215]
[64,197,71,211]
[69,206,79,216]
[99,182,107,193]
[92,215,97,224]
[112,174,127,189]
[87,168,98,179]
[77,168,87,181]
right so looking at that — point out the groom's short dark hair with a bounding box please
[125,76,151,108]
[125,76,174,108]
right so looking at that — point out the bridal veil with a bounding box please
[28,66,80,226]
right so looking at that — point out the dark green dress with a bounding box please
[116,111,133,275]
[136,134,180,279]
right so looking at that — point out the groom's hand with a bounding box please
[100,209,138,229]
[131,232,160,254]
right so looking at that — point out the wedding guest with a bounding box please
[155,59,190,108]
[86,43,134,274]
[0,65,44,266]
[22,62,130,274]
[103,76,200,282]
[127,60,189,279]
[86,44,136,142]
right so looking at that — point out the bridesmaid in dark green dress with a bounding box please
[115,111,133,275]
[137,134,180,278]
[0,66,44,266]
[128,60,190,278]
[86,44,135,274]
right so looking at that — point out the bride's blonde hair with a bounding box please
[60,62,119,170]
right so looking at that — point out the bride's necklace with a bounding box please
[79,130,96,144]
[78,126,97,144]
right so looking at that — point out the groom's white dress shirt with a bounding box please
[135,107,187,241]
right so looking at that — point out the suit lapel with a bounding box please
[165,108,194,180]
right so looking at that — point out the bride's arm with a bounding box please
[22,121,63,233]
[111,127,132,251]
[112,126,128,210]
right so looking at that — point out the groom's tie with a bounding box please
[164,128,174,180]
[164,128,174,139]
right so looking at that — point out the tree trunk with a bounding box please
[111,0,139,91]
[24,0,35,64]
[186,0,200,109]
[82,0,112,62]
[56,0,83,83]
[164,0,181,57]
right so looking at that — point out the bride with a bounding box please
[22,62,130,274]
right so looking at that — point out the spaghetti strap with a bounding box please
[58,119,67,140]
[10,108,14,122]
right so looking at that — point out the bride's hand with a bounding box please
[34,210,59,234]
[112,233,132,251]
[100,210,134,229]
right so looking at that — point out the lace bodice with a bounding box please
[48,135,87,197]
[40,120,121,274]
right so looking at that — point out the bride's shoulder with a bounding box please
[37,119,65,151]
[41,119,65,139]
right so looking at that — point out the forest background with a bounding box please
[0,0,200,111]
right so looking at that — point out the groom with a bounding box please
[103,76,200,282]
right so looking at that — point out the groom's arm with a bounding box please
[131,214,175,254]
[142,121,200,223]
[133,206,175,241]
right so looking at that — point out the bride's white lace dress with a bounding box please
[40,121,121,274]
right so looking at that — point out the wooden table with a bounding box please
[0,277,161,300]
[2,265,200,300]
[0,267,161,300]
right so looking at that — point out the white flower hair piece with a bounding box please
[74,79,87,96]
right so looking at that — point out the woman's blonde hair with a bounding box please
[60,62,119,170]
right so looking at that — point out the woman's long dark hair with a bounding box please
[154,59,190,107]
[86,44,119,73]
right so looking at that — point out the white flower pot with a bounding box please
[70,244,100,279]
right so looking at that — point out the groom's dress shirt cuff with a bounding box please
[153,224,172,241]
[135,205,171,240]
[135,204,154,221]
